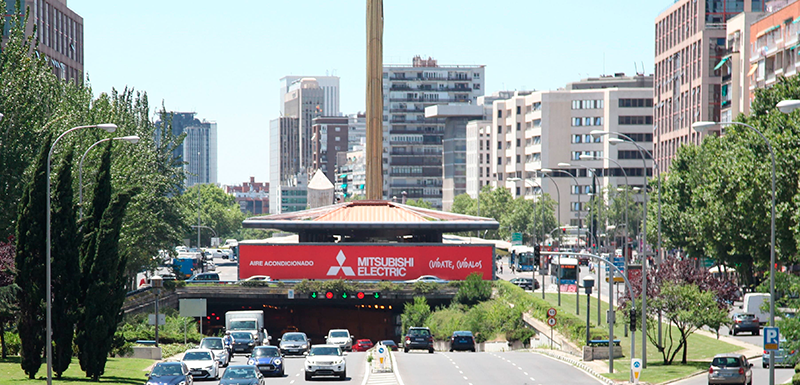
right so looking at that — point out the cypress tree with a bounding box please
[51,148,80,378]
[14,136,50,379]
[77,188,138,381]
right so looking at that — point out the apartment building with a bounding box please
[654,0,767,170]
[748,1,800,105]
[269,117,300,214]
[492,75,654,229]
[2,0,83,83]
[224,177,269,215]
[311,116,349,184]
[383,56,485,208]
[720,11,765,121]
[347,113,366,151]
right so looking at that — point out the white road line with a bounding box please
[455,365,460,369]
[524,372,528,375]
[459,371,463,374]
[518,366,523,370]
[463,376,468,380]
[289,381,294,384]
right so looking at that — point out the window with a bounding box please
[533,119,541,128]
[497,110,502,118]
[593,135,603,143]
[517,122,521,131]
[516,187,521,196]
[594,117,603,126]
[516,139,521,147]
[517,106,521,114]
[619,98,654,108]
[334,146,341,150]
[498,125,502,133]
[572,134,582,144]
[486,154,490,163]
[571,152,582,160]
[618,150,652,159]
[335,136,340,141]
[335,126,341,131]
[584,134,593,142]
[474,83,481,90]
[622,133,653,142]
[571,185,583,194]
[571,202,583,211]
[497,157,502,165]
[516,155,521,163]
[497,141,502,150]
[584,117,592,126]
[618,116,653,125]
[532,136,541,144]
[572,117,582,126]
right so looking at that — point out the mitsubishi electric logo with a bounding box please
[327,250,355,276]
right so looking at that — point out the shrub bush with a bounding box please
[792,372,800,385]
[453,272,491,306]
[116,311,204,345]
[412,281,439,294]
[2,331,20,356]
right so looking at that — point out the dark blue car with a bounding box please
[145,361,193,385]
[247,346,284,377]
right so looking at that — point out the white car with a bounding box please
[325,329,354,351]
[304,345,346,381]
[199,337,230,367]
[405,275,448,284]
[181,348,219,380]
[241,275,272,282]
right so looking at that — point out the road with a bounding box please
[394,350,601,385]
[196,350,368,384]
[671,355,794,385]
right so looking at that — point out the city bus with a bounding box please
[549,256,579,285]
[516,249,537,272]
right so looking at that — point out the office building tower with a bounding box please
[284,78,324,173]
[269,117,300,214]
[183,120,218,187]
[311,116,349,184]
[654,0,766,170]
[384,56,485,209]
[280,75,340,117]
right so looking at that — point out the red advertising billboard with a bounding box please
[239,243,494,281]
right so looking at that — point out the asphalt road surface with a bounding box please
[394,350,601,385]
[194,350,367,385]
[671,356,794,385]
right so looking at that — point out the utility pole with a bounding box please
[365,0,384,200]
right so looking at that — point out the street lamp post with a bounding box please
[78,136,140,220]
[693,119,776,384]
[509,177,548,300]
[46,123,117,385]
[151,275,163,347]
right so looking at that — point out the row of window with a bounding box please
[571,151,604,160]
[618,116,653,125]
[618,150,652,160]
[572,134,603,144]
[618,98,653,108]
[572,99,604,110]
[623,133,653,142]
[572,117,604,126]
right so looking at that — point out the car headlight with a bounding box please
[178,382,186,385]
[247,359,254,365]
[301,344,308,348]
[248,342,255,346]
[204,365,213,371]
[275,359,282,365]
[146,382,156,385]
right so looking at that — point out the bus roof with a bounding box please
[550,257,579,265]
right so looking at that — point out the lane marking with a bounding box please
[463,376,468,380]
[524,372,528,375]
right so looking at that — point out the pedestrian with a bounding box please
[499,262,504,274]
[511,262,516,274]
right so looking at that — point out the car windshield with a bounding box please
[200,339,223,349]
[283,333,305,341]
[151,364,183,376]
[712,357,742,367]
[221,367,257,379]
[454,331,473,337]
[231,332,252,339]
[230,320,257,330]
[409,329,430,337]
[253,347,280,357]
[330,331,349,338]
[309,347,341,356]
[381,340,396,345]
[736,314,756,320]
[184,351,212,361]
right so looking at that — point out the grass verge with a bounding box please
[0,356,153,384]
[541,292,740,384]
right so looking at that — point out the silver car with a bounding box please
[708,353,752,385]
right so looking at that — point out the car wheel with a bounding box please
[339,370,346,380]
[763,362,768,368]
[305,371,312,381]
[279,369,285,377]
[732,330,737,336]
[755,330,760,336]
[450,348,453,352]
[428,348,434,354]
[471,348,476,352]
[729,329,733,335]
[404,347,409,353]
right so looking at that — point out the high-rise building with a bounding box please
[654,0,766,170]
[347,112,366,151]
[383,56,485,208]
[2,0,83,83]
[311,116,349,184]
[488,75,653,230]
[284,78,324,172]
[746,1,800,107]
[720,11,765,122]
[183,120,218,187]
[269,117,300,214]
[280,75,340,117]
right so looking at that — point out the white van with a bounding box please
[742,293,770,325]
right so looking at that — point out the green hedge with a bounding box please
[792,372,800,385]
[116,309,204,344]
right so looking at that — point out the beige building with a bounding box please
[487,75,653,230]
[720,11,765,122]
[284,78,324,172]
[654,0,767,170]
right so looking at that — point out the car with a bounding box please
[379,340,399,351]
[239,275,272,283]
[278,332,310,356]
[762,339,797,368]
[218,365,266,385]
[231,331,258,355]
[708,353,752,385]
[729,313,759,336]
[199,337,230,367]
[509,277,540,291]
[353,339,374,352]
[449,330,476,352]
[325,329,354,351]
[181,348,219,380]
[186,272,220,283]
[304,344,346,381]
[247,346,285,376]
[145,361,193,385]
[405,275,448,284]
[404,327,434,353]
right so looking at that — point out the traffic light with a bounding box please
[356,292,365,300]
[533,245,541,266]
[629,308,637,331]
[325,291,334,299]
[310,291,318,299]
[342,292,349,299]
[340,174,349,198]
[373,292,381,299]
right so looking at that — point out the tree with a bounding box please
[401,297,431,334]
[14,136,50,379]
[50,148,80,378]
[0,237,19,359]
[77,188,139,381]
[177,184,246,248]
[403,198,434,210]
[453,272,492,306]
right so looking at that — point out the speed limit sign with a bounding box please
[547,308,557,317]
[547,317,557,327]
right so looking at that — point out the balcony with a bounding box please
[389,97,472,103]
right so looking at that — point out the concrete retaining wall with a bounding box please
[129,346,162,360]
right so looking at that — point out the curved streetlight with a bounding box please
[47,123,117,385]
[538,170,562,228]
[692,119,777,383]
[79,136,140,220]
[508,176,548,301]
[591,129,655,367]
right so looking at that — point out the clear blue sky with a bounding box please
[71,0,669,186]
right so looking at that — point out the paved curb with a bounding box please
[534,349,616,385]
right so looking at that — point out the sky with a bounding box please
[70,0,670,186]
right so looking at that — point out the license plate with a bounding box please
[415,338,424,341]
[290,349,299,352]
[191,370,201,375]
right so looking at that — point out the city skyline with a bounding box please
[71,0,666,185]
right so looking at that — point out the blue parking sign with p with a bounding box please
[764,327,779,351]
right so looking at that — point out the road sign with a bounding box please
[547,308,557,317]
[376,343,389,369]
[764,327,780,351]
[631,358,642,384]
[148,313,165,326]
[287,289,295,299]
[547,317,557,327]
[512,232,523,246]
